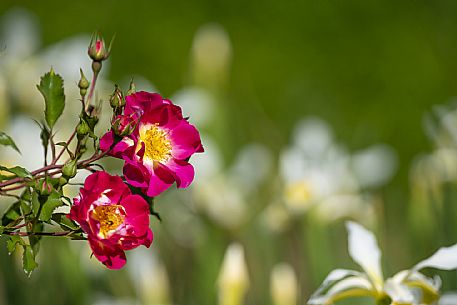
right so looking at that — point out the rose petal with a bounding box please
[89,238,127,269]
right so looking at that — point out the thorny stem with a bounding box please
[86,68,99,111]
[52,128,77,165]
[0,150,110,191]
[2,230,81,237]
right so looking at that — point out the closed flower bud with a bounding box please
[88,32,112,62]
[110,85,125,110]
[112,114,138,137]
[62,159,78,179]
[126,78,136,96]
[270,263,298,305]
[217,243,249,305]
[38,179,53,196]
[76,119,90,137]
[78,69,90,98]
[78,69,90,90]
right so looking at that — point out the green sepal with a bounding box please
[36,68,65,129]
[0,131,20,153]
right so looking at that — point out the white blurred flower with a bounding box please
[192,134,272,229]
[308,221,457,305]
[351,144,397,189]
[279,117,395,223]
[0,116,42,169]
[218,243,249,305]
[191,23,232,89]
[172,87,215,129]
[270,263,298,305]
[0,8,113,171]
[128,248,171,305]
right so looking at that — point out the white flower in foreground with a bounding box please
[308,221,457,305]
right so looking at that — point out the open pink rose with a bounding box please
[100,91,204,196]
[69,171,153,269]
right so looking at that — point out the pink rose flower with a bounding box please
[69,171,153,269]
[100,91,204,196]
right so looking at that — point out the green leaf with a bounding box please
[0,131,20,153]
[38,121,50,160]
[2,201,21,226]
[38,191,63,222]
[28,222,43,255]
[6,235,24,255]
[31,192,40,217]
[23,244,38,277]
[0,165,32,179]
[36,68,65,129]
[51,213,79,230]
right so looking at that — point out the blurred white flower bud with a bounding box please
[217,243,249,305]
[270,263,298,305]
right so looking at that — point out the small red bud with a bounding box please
[88,32,113,62]
[112,114,138,137]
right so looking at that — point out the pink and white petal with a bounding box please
[146,171,173,197]
[122,194,150,235]
[170,121,203,159]
[166,159,195,188]
[124,162,150,189]
[124,92,164,116]
[88,238,127,269]
[100,131,114,152]
[111,137,135,158]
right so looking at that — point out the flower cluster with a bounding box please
[0,32,203,272]
[100,91,204,197]
[69,171,153,269]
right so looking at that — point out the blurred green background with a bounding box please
[1,1,457,305]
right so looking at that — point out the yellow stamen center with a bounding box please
[92,205,125,238]
[140,124,172,163]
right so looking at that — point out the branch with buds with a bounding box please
[0,31,203,274]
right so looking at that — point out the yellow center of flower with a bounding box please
[140,124,172,163]
[92,205,125,238]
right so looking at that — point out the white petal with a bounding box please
[292,117,333,157]
[414,244,457,271]
[308,270,372,305]
[346,221,384,289]
[309,269,363,299]
[384,279,416,304]
[391,269,441,302]
[351,144,397,188]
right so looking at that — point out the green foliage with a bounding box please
[23,244,38,276]
[0,165,32,179]
[2,201,22,226]
[0,131,20,153]
[6,236,24,255]
[36,68,65,129]
[51,213,79,231]
[38,191,64,222]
